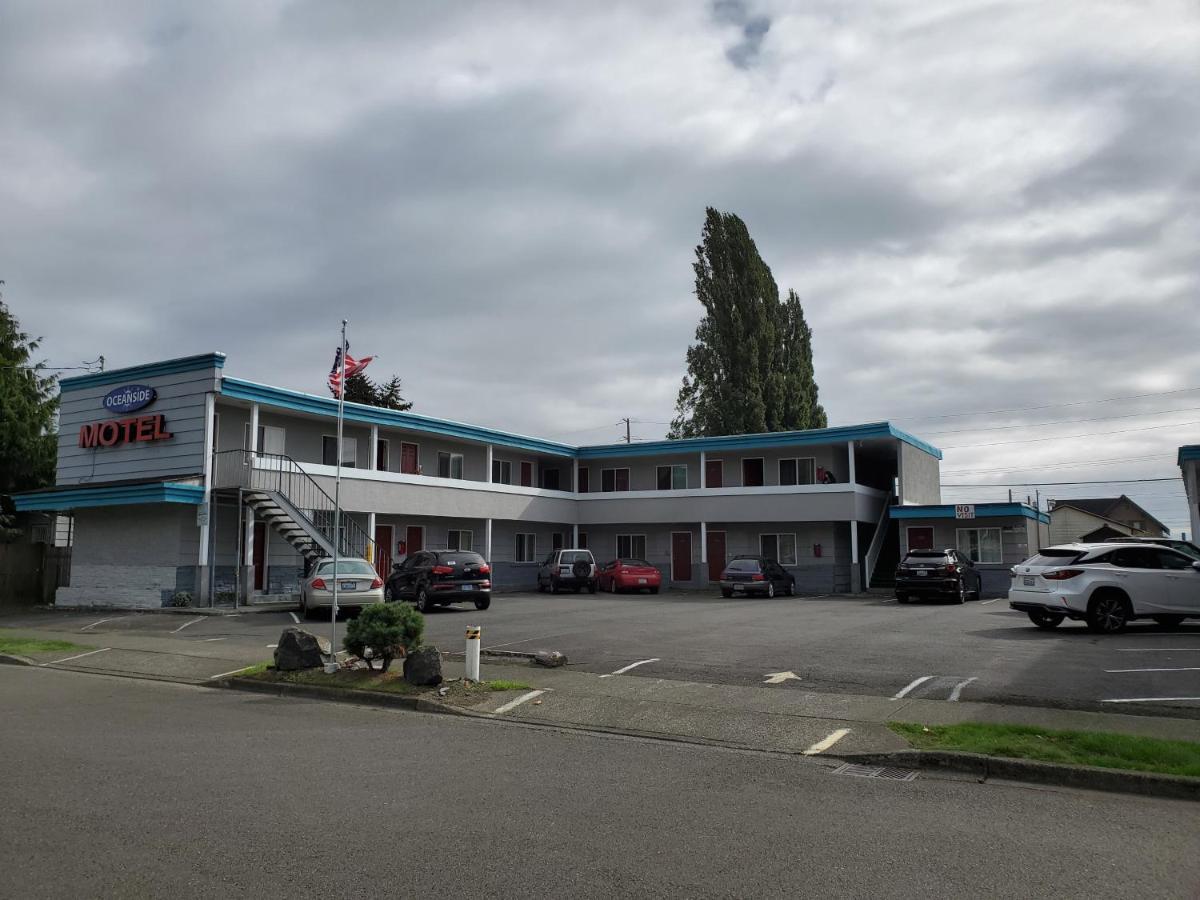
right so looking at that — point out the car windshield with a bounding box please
[439,552,486,566]
[1023,550,1083,566]
[726,559,761,572]
[560,551,592,564]
[316,560,375,576]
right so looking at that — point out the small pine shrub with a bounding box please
[343,603,424,672]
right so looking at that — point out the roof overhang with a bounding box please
[891,503,1050,524]
[59,353,226,392]
[11,480,205,511]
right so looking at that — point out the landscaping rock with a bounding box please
[403,646,443,686]
[533,650,567,668]
[274,627,330,671]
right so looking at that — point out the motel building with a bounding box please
[5,351,1034,610]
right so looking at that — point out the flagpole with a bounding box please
[326,319,348,674]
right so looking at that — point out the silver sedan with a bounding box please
[298,558,385,617]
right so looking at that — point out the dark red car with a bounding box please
[598,558,662,594]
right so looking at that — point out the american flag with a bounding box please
[328,344,374,398]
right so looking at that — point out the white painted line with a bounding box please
[41,647,111,667]
[948,677,978,701]
[1105,667,1200,674]
[209,665,257,681]
[288,612,300,624]
[484,632,572,650]
[803,728,851,756]
[878,599,894,604]
[493,690,546,714]
[201,638,225,642]
[170,617,205,634]
[1115,648,1200,652]
[80,617,124,632]
[267,644,278,648]
[1101,697,1200,704]
[893,675,934,699]
[599,658,661,678]
[980,598,1000,605]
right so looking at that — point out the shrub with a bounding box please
[169,591,193,608]
[343,603,423,673]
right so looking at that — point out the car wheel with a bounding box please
[786,580,795,596]
[1027,609,1064,630]
[1153,615,1185,628]
[383,584,393,602]
[650,586,659,595]
[588,581,597,594]
[953,579,966,604]
[896,593,909,604]
[299,590,309,618]
[721,588,733,598]
[474,597,491,611]
[415,587,432,614]
[549,577,559,595]
[1087,592,1130,634]
[767,582,776,599]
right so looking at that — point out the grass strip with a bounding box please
[244,666,421,694]
[0,630,91,656]
[889,721,1200,779]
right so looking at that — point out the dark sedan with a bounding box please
[895,549,981,604]
[719,556,795,598]
[385,549,492,613]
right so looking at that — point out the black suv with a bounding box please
[719,556,796,598]
[385,550,492,613]
[895,549,981,604]
[537,549,598,594]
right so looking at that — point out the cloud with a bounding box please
[1,0,1196,530]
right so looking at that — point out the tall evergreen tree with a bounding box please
[339,370,413,411]
[669,208,826,438]
[0,294,59,539]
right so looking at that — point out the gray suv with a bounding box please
[537,549,598,594]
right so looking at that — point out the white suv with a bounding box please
[1009,542,1200,633]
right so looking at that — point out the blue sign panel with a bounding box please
[101,384,157,414]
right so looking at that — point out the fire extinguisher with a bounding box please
[813,543,822,558]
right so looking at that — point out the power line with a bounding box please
[940,418,1200,450]
[942,453,1176,475]
[891,385,1200,423]
[921,404,1200,437]
[943,477,1181,487]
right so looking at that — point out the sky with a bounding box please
[3,1,1198,533]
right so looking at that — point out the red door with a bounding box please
[406,526,424,554]
[520,461,533,487]
[374,524,393,578]
[400,442,419,475]
[907,526,934,551]
[253,521,267,591]
[672,532,693,582]
[705,459,723,488]
[706,531,726,582]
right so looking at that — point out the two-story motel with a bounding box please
[14,352,959,609]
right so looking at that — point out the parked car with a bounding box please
[598,558,662,594]
[299,557,384,617]
[895,549,982,604]
[385,549,492,613]
[719,556,795,598]
[1102,536,1200,561]
[537,549,598,594]
[1009,542,1200,633]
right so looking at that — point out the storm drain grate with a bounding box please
[831,763,919,782]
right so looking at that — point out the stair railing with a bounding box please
[212,449,377,562]
[863,501,892,589]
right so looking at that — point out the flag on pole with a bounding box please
[328,345,374,398]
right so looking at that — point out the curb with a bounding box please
[0,653,34,667]
[836,750,1200,802]
[216,675,467,716]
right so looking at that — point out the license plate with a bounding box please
[638,578,647,585]
[340,581,356,591]
[1023,576,1035,586]
[460,584,475,591]
[733,584,744,592]
[916,571,927,577]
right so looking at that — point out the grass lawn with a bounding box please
[890,721,1200,779]
[0,629,91,657]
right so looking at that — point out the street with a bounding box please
[2,665,1197,899]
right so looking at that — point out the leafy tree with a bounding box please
[343,602,424,672]
[669,208,826,438]
[0,294,59,540]
[339,371,413,411]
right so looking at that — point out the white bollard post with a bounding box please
[465,625,481,682]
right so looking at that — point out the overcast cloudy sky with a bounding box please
[3,1,1198,531]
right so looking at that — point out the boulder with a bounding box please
[403,646,443,686]
[533,650,567,668]
[274,627,330,671]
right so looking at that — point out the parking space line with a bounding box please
[803,728,851,755]
[484,633,573,651]
[893,675,933,699]
[948,677,977,701]
[1104,667,1200,674]
[493,690,546,714]
[980,598,1000,605]
[1101,697,1200,704]
[41,647,111,666]
[1114,648,1200,652]
[80,617,126,632]
[288,612,300,624]
[599,658,661,678]
[170,617,206,634]
[208,665,257,681]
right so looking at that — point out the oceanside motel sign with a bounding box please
[78,384,172,448]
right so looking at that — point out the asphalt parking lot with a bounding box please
[5,591,1200,718]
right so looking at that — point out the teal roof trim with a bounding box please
[1178,445,1200,466]
[891,503,1050,524]
[220,377,577,458]
[11,482,205,511]
[576,422,943,460]
[59,353,226,391]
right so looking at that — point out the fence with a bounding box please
[0,543,71,606]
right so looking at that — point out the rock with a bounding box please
[533,650,567,668]
[403,646,443,686]
[274,627,330,671]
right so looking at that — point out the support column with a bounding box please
[485,518,493,563]
[249,403,259,454]
[572,523,579,547]
[487,444,494,483]
[700,521,707,564]
[573,458,579,493]
[369,425,379,471]
[850,522,861,593]
[197,393,216,604]
[700,451,706,488]
[848,440,857,486]
[242,403,259,602]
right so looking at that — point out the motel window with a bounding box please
[779,458,816,486]
[601,468,630,492]
[516,533,536,563]
[760,534,798,566]
[578,532,588,550]
[742,458,764,487]
[617,534,647,559]
[578,468,590,493]
[438,452,464,480]
[492,459,512,484]
[542,468,561,491]
[957,528,1002,564]
[244,424,286,457]
[447,530,473,552]
[376,439,389,471]
[552,533,564,551]
[656,465,688,490]
[322,435,358,467]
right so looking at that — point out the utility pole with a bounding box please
[622,417,631,444]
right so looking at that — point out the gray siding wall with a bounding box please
[577,489,873,526]
[57,367,221,486]
[898,443,942,505]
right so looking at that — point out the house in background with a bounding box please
[1047,495,1169,544]
[1180,445,1199,540]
